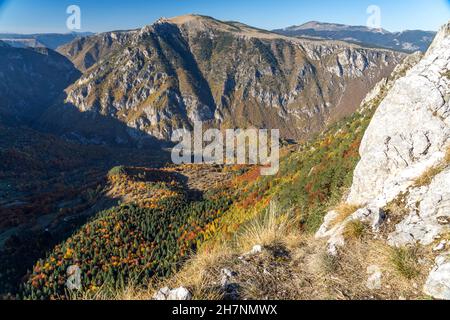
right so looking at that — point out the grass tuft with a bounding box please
[319,252,340,274]
[236,203,297,252]
[331,203,362,227]
[443,70,450,80]
[390,247,420,280]
[343,220,367,240]
[413,147,450,187]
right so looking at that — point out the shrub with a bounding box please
[236,203,296,251]
[108,166,126,177]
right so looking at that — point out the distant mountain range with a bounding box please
[273,21,436,52]
[0,32,94,50]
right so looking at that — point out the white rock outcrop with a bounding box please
[388,167,450,247]
[348,23,450,206]
[366,265,383,290]
[153,286,192,300]
[424,255,450,300]
[317,21,450,299]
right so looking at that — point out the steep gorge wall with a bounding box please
[45,15,404,144]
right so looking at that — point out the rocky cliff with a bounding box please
[57,30,137,72]
[0,44,80,125]
[48,15,404,143]
[317,21,450,299]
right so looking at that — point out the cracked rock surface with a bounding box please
[317,21,450,299]
[348,23,450,206]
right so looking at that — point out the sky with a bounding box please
[0,0,449,34]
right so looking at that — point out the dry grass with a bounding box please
[343,220,367,240]
[103,229,434,300]
[318,240,432,299]
[126,204,307,301]
[72,280,155,300]
[413,146,450,187]
[382,192,410,236]
[390,247,421,280]
[235,204,298,252]
[331,203,362,227]
[153,229,432,300]
[97,197,440,301]
[413,165,445,187]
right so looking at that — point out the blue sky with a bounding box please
[0,0,449,34]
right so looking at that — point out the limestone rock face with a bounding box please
[317,21,450,300]
[388,167,450,247]
[347,23,450,206]
[424,255,450,300]
[315,50,426,252]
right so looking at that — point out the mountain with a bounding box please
[47,14,404,143]
[6,15,449,301]
[273,21,436,53]
[17,26,429,300]
[138,21,449,301]
[56,30,137,72]
[0,44,80,125]
[0,33,94,50]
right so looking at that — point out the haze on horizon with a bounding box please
[0,0,449,34]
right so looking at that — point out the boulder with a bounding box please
[388,167,450,247]
[366,265,383,290]
[153,286,192,300]
[220,268,239,300]
[424,255,450,300]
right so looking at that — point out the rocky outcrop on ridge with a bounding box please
[316,21,450,299]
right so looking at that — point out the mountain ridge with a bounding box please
[47,14,404,145]
[274,21,436,52]
[0,44,81,126]
[0,32,94,49]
